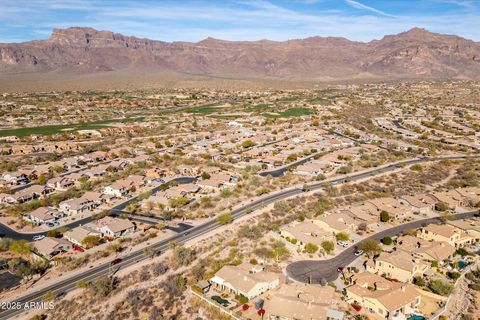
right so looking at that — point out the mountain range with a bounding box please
[1,27,479,86]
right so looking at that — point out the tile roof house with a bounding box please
[366,197,413,219]
[47,177,75,191]
[280,220,334,248]
[417,223,473,248]
[399,194,437,213]
[345,272,421,319]
[366,250,427,282]
[95,217,135,239]
[210,263,280,300]
[314,213,359,233]
[430,190,466,210]
[32,237,72,260]
[396,235,455,263]
[25,207,63,225]
[265,284,344,320]
[59,197,96,215]
[64,225,101,247]
[197,173,236,191]
[447,218,480,240]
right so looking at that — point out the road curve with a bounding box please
[0,155,478,318]
[286,211,479,284]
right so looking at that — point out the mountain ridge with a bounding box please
[1,27,479,82]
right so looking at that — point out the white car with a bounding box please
[354,250,364,256]
[33,235,45,241]
[337,241,349,248]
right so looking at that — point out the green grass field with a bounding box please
[263,107,313,118]
[0,117,144,138]
[185,103,220,114]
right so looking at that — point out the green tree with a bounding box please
[271,241,290,262]
[305,243,319,254]
[37,174,47,185]
[217,213,233,225]
[335,232,350,241]
[410,164,423,171]
[435,202,449,211]
[241,140,255,148]
[172,245,196,266]
[380,211,390,222]
[81,235,101,248]
[428,280,454,296]
[237,226,262,240]
[201,172,211,180]
[358,239,382,257]
[9,240,32,256]
[89,276,114,297]
[321,241,334,254]
[286,154,298,163]
[381,237,393,245]
[168,196,189,208]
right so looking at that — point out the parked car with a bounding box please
[354,250,364,256]
[336,241,348,248]
[33,235,45,241]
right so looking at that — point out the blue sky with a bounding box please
[1,0,479,43]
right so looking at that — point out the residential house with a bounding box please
[417,223,473,248]
[104,180,130,198]
[47,177,75,191]
[197,173,236,192]
[366,250,427,282]
[280,220,334,248]
[210,263,280,300]
[265,284,345,320]
[367,197,413,220]
[64,225,101,247]
[177,165,201,176]
[399,194,437,214]
[397,235,455,263]
[25,207,62,225]
[454,187,480,207]
[95,217,135,238]
[1,172,29,185]
[294,160,330,176]
[161,183,200,199]
[430,190,466,211]
[314,213,358,233]
[32,237,72,260]
[447,219,480,240]
[59,197,95,215]
[145,168,168,182]
[345,272,421,319]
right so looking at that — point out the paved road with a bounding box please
[286,210,479,284]
[0,154,478,319]
[0,177,196,241]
